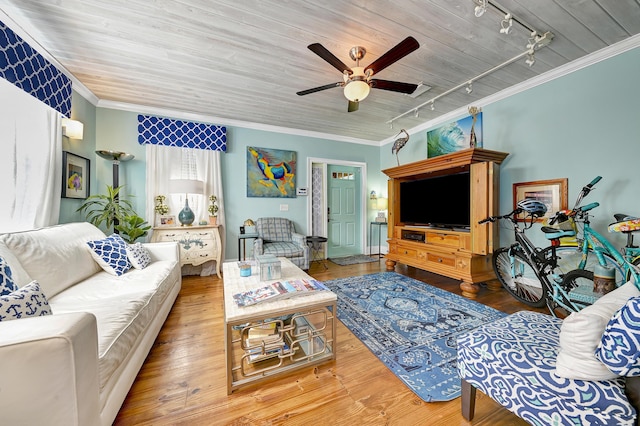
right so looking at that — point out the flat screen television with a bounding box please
[399,171,470,229]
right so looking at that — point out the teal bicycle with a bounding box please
[484,176,631,315]
[560,176,640,291]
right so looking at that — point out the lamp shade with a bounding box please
[343,80,370,102]
[376,197,388,211]
[169,179,204,195]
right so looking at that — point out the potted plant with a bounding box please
[78,185,150,242]
[208,195,219,225]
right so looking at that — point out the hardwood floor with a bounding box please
[114,259,545,425]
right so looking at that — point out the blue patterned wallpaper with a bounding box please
[0,20,72,117]
[137,114,227,151]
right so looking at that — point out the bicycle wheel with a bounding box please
[493,247,547,308]
[549,246,625,287]
[561,269,596,312]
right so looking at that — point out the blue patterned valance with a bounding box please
[137,114,227,151]
[0,20,72,117]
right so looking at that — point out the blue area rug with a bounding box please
[324,272,506,402]
[328,255,379,266]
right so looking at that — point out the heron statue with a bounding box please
[391,129,410,166]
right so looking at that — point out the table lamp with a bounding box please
[169,179,204,226]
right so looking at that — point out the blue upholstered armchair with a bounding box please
[252,217,309,270]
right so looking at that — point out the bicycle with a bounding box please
[480,178,624,315]
[559,176,640,291]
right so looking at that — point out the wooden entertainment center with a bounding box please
[382,148,509,298]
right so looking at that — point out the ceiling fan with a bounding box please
[296,36,420,112]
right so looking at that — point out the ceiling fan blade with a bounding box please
[296,82,342,96]
[308,43,353,74]
[364,36,419,76]
[348,100,359,112]
[370,79,418,94]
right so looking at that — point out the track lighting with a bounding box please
[414,109,419,117]
[525,50,535,67]
[500,13,513,35]
[474,0,487,17]
[390,122,394,130]
[466,82,473,94]
[430,101,435,111]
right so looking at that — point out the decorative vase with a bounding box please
[209,216,217,225]
[178,199,195,226]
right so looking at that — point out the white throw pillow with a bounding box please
[87,234,131,276]
[555,280,640,380]
[126,243,151,270]
[0,281,52,322]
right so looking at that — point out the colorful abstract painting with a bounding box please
[247,146,296,198]
[427,113,483,158]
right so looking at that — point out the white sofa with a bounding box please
[0,222,181,426]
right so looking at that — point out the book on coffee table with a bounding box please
[232,278,329,307]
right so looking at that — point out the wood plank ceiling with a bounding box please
[1,0,639,143]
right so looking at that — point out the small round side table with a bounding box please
[306,236,328,270]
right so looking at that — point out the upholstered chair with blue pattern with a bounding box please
[252,217,309,270]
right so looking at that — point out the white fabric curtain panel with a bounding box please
[0,78,61,233]
[145,143,225,240]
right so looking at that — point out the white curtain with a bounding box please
[0,78,62,233]
[145,144,225,274]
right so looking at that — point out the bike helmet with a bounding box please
[517,199,547,217]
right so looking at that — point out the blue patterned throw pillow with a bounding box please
[126,242,151,270]
[87,234,131,276]
[596,296,640,376]
[0,256,18,296]
[0,281,52,322]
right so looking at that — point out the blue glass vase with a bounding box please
[178,198,195,226]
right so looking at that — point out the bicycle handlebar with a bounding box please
[578,202,600,213]
[587,176,602,188]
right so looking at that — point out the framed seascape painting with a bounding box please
[61,151,90,199]
[246,146,296,198]
[427,112,483,158]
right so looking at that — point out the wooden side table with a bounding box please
[151,225,222,278]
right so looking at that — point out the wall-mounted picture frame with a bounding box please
[246,146,296,198]
[158,215,176,226]
[62,151,90,199]
[513,178,568,222]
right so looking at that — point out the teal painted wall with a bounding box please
[381,46,640,248]
[61,45,639,258]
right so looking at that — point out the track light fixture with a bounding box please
[474,0,488,17]
[386,31,554,126]
[525,50,535,67]
[414,109,419,117]
[500,13,513,35]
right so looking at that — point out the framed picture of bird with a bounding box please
[426,110,483,158]
[247,146,297,198]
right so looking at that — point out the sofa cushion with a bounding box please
[0,222,104,297]
[555,281,640,380]
[49,260,180,391]
[0,281,52,322]
[263,241,304,257]
[596,296,640,377]
[126,243,151,270]
[87,234,131,276]
[0,256,17,296]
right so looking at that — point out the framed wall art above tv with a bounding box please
[61,151,90,199]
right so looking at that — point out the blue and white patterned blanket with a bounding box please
[457,310,635,425]
[324,272,506,401]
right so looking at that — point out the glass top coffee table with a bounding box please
[223,257,337,394]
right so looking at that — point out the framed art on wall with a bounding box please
[246,146,296,198]
[62,151,90,199]
[427,112,483,158]
[513,178,568,222]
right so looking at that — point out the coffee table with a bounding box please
[223,257,337,394]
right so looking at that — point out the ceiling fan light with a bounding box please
[344,80,370,102]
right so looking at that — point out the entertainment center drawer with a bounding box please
[426,232,460,248]
[426,252,456,268]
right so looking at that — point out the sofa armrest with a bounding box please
[143,241,180,262]
[292,232,306,248]
[0,312,100,425]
